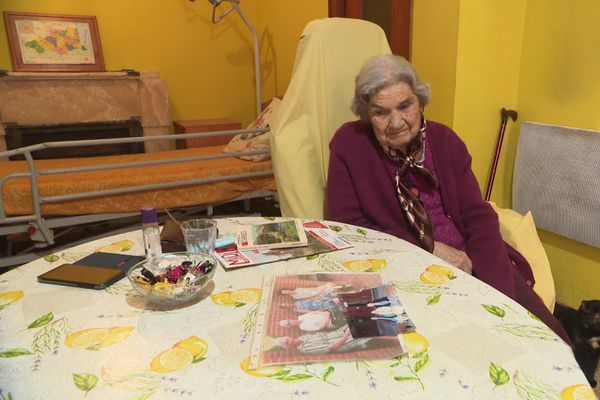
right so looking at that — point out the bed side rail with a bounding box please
[0,127,272,233]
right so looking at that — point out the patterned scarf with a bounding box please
[384,118,438,252]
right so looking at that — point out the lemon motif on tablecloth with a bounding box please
[368,259,388,271]
[94,239,135,253]
[151,347,194,373]
[342,259,388,272]
[150,336,208,373]
[560,384,596,400]
[239,357,284,377]
[66,327,134,350]
[419,270,449,285]
[402,332,429,356]
[211,291,237,306]
[212,288,262,306]
[230,288,261,304]
[43,254,60,263]
[99,327,136,348]
[425,264,456,279]
[66,328,110,349]
[0,290,24,309]
[174,336,208,358]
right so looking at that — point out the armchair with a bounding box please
[270,18,391,219]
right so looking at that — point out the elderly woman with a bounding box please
[326,54,569,343]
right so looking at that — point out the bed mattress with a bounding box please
[0,146,276,216]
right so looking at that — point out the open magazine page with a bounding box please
[249,272,413,368]
[216,221,353,270]
[236,219,308,250]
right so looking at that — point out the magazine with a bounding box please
[248,272,414,369]
[216,221,353,270]
[236,218,308,250]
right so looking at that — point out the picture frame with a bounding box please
[3,11,105,72]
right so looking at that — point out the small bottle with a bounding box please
[141,207,162,262]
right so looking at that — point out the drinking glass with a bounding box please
[180,219,217,254]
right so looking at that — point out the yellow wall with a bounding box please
[514,0,600,307]
[255,0,328,100]
[413,0,526,201]
[414,0,600,308]
[452,0,526,190]
[0,0,326,126]
[411,0,460,127]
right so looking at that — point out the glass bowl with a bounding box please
[127,252,217,306]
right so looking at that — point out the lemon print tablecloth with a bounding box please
[0,217,594,400]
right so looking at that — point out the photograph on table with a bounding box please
[340,284,416,338]
[236,218,308,250]
[252,272,406,367]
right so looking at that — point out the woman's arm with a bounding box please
[433,240,472,274]
[317,311,332,330]
[327,147,419,244]
[326,148,382,231]
[328,328,353,350]
[445,136,518,298]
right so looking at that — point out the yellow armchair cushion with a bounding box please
[489,202,556,312]
[271,18,391,219]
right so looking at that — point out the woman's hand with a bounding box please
[315,311,332,330]
[433,241,473,274]
[328,328,352,351]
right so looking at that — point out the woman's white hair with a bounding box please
[351,54,431,121]
[274,337,293,349]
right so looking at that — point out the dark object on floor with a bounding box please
[555,301,600,387]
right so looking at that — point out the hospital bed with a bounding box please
[0,128,277,268]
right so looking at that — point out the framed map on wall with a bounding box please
[3,11,105,72]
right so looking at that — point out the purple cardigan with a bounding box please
[326,120,534,300]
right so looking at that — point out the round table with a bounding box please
[0,217,592,400]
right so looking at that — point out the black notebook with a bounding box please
[74,252,146,272]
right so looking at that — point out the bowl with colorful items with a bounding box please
[127,252,217,306]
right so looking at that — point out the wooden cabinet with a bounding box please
[173,119,241,148]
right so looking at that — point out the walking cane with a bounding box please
[484,107,518,201]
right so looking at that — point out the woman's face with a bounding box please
[368,81,422,153]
